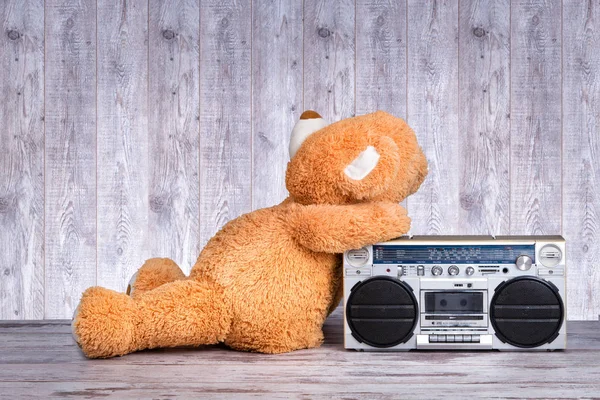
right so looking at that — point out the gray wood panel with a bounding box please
[97,0,149,291]
[2,0,600,320]
[44,0,97,318]
[0,0,45,319]
[510,0,562,236]
[355,0,408,209]
[355,0,407,117]
[251,0,302,210]
[200,0,252,248]
[563,0,600,321]
[303,0,355,122]
[458,0,511,235]
[1,313,600,398]
[148,0,200,273]
[406,0,460,235]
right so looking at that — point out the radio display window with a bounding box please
[373,244,535,264]
[424,292,484,314]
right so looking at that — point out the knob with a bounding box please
[431,266,443,276]
[397,266,404,277]
[448,265,459,276]
[516,255,533,271]
[466,266,475,276]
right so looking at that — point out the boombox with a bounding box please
[343,235,566,351]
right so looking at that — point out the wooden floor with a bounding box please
[1,309,599,399]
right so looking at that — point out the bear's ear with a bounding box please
[343,145,381,180]
[289,110,327,159]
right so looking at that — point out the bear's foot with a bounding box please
[127,258,185,299]
[72,287,141,358]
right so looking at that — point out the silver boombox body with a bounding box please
[343,236,566,351]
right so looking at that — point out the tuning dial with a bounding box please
[466,266,475,276]
[516,255,533,271]
[448,265,459,276]
[431,266,443,276]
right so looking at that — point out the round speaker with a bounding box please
[346,276,418,348]
[490,276,564,348]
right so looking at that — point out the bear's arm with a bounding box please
[289,202,411,253]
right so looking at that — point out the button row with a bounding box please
[429,334,480,343]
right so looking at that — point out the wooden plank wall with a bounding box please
[406,0,460,235]
[200,0,251,250]
[459,0,510,235]
[563,0,600,321]
[149,0,200,272]
[252,1,302,210]
[0,0,45,319]
[44,0,97,318]
[96,0,149,292]
[0,0,599,320]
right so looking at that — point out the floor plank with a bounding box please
[1,310,599,398]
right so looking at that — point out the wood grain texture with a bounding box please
[355,0,408,209]
[148,0,200,273]
[199,0,252,248]
[406,0,459,234]
[355,0,407,117]
[303,0,355,122]
[2,1,600,320]
[251,0,302,210]
[510,0,562,236]
[44,0,97,318]
[458,0,510,235]
[563,0,600,320]
[1,313,600,398]
[0,0,44,319]
[96,0,149,292]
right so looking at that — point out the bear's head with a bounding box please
[286,111,427,205]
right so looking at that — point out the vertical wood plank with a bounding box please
[97,0,149,291]
[458,0,511,235]
[406,0,459,234]
[200,0,252,248]
[149,0,200,273]
[45,0,97,318]
[303,0,355,122]
[510,0,561,236]
[0,0,44,319]
[563,0,600,320]
[355,0,407,117]
[251,1,302,210]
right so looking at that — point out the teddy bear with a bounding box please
[72,110,428,358]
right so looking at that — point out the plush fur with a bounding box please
[72,111,428,358]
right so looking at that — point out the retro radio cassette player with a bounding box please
[343,236,566,351]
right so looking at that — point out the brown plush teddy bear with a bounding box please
[72,110,428,358]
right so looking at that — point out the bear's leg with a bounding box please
[73,279,232,358]
[126,258,186,299]
[225,312,326,354]
[227,325,324,354]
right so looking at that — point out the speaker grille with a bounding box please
[346,277,418,348]
[490,276,564,348]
